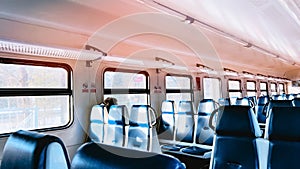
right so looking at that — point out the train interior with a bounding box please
[1,0,300,169]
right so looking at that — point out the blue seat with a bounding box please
[1,130,70,169]
[210,106,262,169]
[89,104,108,143]
[71,142,186,169]
[104,105,129,147]
[272,94,285,100]
[265,100,293,117]
[256,96,269,123]
[235,97,252,106]
[127,105,160,152]
[195,99,217,145]
[175,101,196,143]
[158,100,176,141]
[218,98,231,106]
[265,107,300,169]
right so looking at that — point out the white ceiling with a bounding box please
[0,0,299,79]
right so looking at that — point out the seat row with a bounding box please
[0,130,185,169]
[158,100,217,157]
[89,104,161,153]
[210,105,300,169]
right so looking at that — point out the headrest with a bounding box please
[130,105,150,127]
[71,142,186,169]
[178,101,195,115]
[1,130,70,169]
[257,96,269,105]
[161,100,175,114]
[272,95,284,100]
[108,105,129,125]
[248,96,257,105]
[235,98,250,106]
[216,106,261,137]
[198,99,216,115]
[90,104,108,124]
[218,98,231,106]
[266,107,300,141]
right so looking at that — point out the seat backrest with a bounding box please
[235,97,251,106]
[210,106,261,169]
[71,142,186,169]
[196,99,216,145]
[89,104,109,143]
[218,98,231,106]
[158,100,176,140]
[1,130,70,169]
[265,107,300,169]
[256,95,269,123]
[265,100,293,117]
[127,105,159,152]
[104,105,129,147]
[272,94,285,100]
[175,101,196,143]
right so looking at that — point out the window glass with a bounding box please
[165,75,192,109]
[260,82,267,90]
[104,69,149,109]
[228,80,242,98]
[279,84,284,94]
[228,80,241,90]
[0,96,70,133]
[271,83,277,95]
[104,71,146,89]
[166,76,191,90]
[203,78,221,101]
[247,81,256,97]
[260,82,268,96]
[0,59,72,135]
[0,64,67,88]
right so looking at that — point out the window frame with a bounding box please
[165,74,193,101]
[103,67,150,104]
[228,79,242,98]
[270,82,277,95]
[203,76,222,100]
[0,57,73,135]
[259,81,268,96]
[246,80,257,97]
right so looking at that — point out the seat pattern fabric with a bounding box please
[89,104,108,143]
[71,142,186,169]
[0,130,70,169]
[104,105,129,147]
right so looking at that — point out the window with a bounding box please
[228,80,242,98]
[270,83,277,95]
[0,58,72,135]
[260,82,268,96]
[165,75,192,108]
[203,77,221,101]
[104,68,149,109]
[279,83,284,94]
[246,81,256,97]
